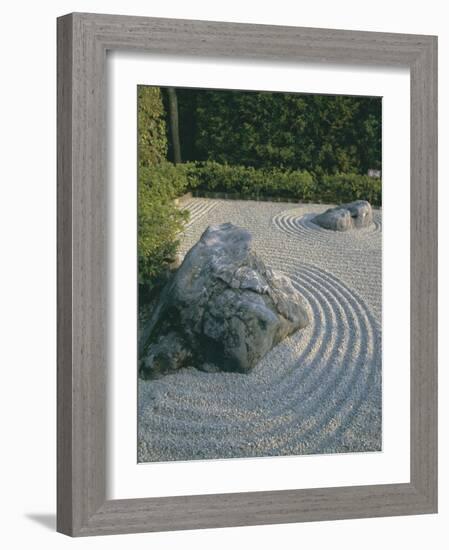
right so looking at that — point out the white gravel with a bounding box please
[138,198,382,462]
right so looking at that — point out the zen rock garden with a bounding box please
[139,222,310,379]
[137,197,383,461]
[137,85,383,461]
[313,200,373,231]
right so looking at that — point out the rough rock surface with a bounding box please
[313,200,373,231]
[139,222,309,378]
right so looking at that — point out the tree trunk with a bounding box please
[167,87,182,164]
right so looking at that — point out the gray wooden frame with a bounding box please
[57,12,438,537]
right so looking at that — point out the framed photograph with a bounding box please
[57,12,437,536]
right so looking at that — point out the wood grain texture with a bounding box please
[57,12,438,537]
[57,13,74,536]
[410,37,438,508]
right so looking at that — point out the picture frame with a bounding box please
[57,12,438,536]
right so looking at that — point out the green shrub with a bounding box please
[138,86,168,167]
[185,161,314,200]
[318,173,382,206]
[185,161,380,206]
[138,88,190,290]
[176,89,381,174]
[138,162,189,286]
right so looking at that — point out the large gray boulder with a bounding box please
[140,223,309,378]
[313,200,373,231]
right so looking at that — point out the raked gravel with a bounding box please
[138,199,382,462]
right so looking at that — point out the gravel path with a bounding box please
[138,198,382,462]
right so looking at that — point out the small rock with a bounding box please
[313,200,373,231]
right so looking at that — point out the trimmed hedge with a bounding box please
[138,86,168,168]
[184,161,381,206]
[317,173,382,206]
[138,87,189,289]
[138,162,189,286]
[176,89,382,174]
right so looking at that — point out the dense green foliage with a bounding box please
[184,161,314,199]
[317,173,382,206]
[176,89,381,175]
[138,87,191,288]
[138,86,168,167]
[138,163,189,286]
[185,161,381,206]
